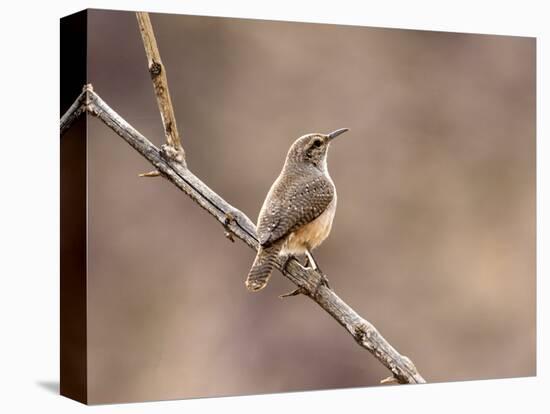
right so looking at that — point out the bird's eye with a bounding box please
[312,139,322,148]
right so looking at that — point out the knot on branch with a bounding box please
[149,61,162,77]
[354,323,374,343]
[223,212,236,242]
[160,144,185,164]
[165,121,174,135]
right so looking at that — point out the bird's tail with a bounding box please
[245,244,281,292]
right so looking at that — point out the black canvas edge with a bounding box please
[60,8,88,405]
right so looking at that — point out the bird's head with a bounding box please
[285,128,349,170]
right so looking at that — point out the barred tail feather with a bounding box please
[245,245,281,292]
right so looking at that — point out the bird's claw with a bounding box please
[319,273,330,289]
[279,287,307,299]
[312,272,331,297]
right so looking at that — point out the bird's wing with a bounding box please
[257,175,334,247]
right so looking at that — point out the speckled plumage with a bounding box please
[245,129,348,292]
[258,169,335,250]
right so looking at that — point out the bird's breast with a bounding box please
[281,191,337,255]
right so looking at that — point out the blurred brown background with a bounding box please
[85,9,535,403]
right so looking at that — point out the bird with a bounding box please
[245,128,349,292]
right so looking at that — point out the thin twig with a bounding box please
[139,170,161,178]
[60,86,426,385]
[136,12,185,165]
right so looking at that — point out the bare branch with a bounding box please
[60,86,426,385]
[136,12,185,165]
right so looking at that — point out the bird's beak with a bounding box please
[326,128,349,142]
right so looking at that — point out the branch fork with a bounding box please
[136,12,186,166]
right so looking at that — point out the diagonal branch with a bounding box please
[60,86,426,385]
[136,12,185,165]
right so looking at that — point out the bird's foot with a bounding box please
[280,275,330,299]
[305,250,330,290]
[279,286,307,299]
[318,272,330,289]
[304,250,319,271]
[312,272,331,298]
[279,255,330,298]
[279,256,306,298]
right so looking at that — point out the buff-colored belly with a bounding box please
[281,197,337,256]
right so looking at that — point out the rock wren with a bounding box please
[245,128,349,291]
